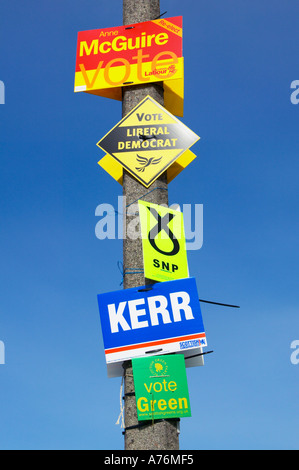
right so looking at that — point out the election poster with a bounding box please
[138,200,189,282]
[97,95,200,188]
[74,16,184,116]
[132,354,191,421]
[97,278,207,377]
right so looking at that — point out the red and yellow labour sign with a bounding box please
[96,95,200,188]
[74,16,184,116]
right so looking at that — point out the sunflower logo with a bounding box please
[149,357,168,377]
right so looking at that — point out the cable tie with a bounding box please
[125,187,168,210]
[139,134,157,141]
[145,348,163,355]
[199,298,240,308]
[154,11,167,20]
[117,261,144,285]
[185,350,214,360]
[123,392,135,399]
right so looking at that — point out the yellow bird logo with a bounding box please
[135,155,162,172]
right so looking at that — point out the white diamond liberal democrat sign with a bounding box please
[96,95,200,188]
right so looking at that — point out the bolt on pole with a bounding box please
[122,0,180,451]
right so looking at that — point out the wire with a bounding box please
[154,11,167,20]
[125,187,168,211]
[117,265,240,308]
[199,299,240,308]
[185,350,214,360]
[117,261,144,285]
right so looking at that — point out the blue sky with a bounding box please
[0,0,298,450]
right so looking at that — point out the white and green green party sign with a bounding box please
[132,354,191,421]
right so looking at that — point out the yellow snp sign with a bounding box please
[138,200,189,282]
[97,95,200,188]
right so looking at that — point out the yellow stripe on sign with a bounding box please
[152,18,183,38]
[98,149,197,186]
[74,59,184,117]
[74,58,184,91]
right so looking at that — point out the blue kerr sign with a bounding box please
[97,277,207,377]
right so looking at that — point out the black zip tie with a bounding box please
[118,262,240,306]
[199,298,240,308]
[154,11,167,20]
[185,350,214,360]
[125,26,135,30]
[138,287,153,292]
[122,422,151,435]
[139,134,157,141]
[123,392,135,399]
[145,348,163,354]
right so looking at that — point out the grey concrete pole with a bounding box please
[122,0,180,451]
